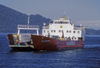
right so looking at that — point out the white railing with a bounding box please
[18,25,39,29]
[74,27,82,30]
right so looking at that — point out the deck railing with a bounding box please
[74,27,85,30]
[18,25,39,29]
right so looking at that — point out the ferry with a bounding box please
[31,15,85,50]
[7,14,85,51]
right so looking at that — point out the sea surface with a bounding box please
[0,33,100,68]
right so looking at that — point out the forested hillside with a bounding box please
[0,4,51,33]
[0,4,100,35]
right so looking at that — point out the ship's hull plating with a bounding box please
[7,34,85,51]
[31,35,85,51]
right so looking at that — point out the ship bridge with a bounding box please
[53,18,71,24]
[42,17,85,41]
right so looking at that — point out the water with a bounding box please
[0,34,100,68]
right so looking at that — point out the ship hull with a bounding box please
[31,35,85,51]
[7,34,85,51]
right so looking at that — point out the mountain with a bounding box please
[0,4,100,35]
[85,29,100,35]
[0,4,51,33]
[0,4,27,33]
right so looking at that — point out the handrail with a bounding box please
[18,25,39,29]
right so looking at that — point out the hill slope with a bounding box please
[0,4,100,35]
[0,4,51,33]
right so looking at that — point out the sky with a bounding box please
[0,0,100,29]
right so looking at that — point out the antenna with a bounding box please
[63,11,66,20]
[28,13,30,25]
[63,11,66,17]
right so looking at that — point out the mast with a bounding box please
[28,14,30,25]
[27,14,30,29]
[63,11,66,20]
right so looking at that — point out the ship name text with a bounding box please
[41,40,50,42]
[67,41,75,45]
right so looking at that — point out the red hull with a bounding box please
[31,35,85,50]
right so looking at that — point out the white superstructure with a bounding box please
[42,17,85,41]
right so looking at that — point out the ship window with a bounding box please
[51,30,53,32]
[66,30,68,33]
[47,31,49,33]
[59,30,60,32]
[59,30,62,32]
[54,30,56,32]
[78,31,80,34]
[73,31,75,33]
[44,30,45,33]
[69,31,71,33]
